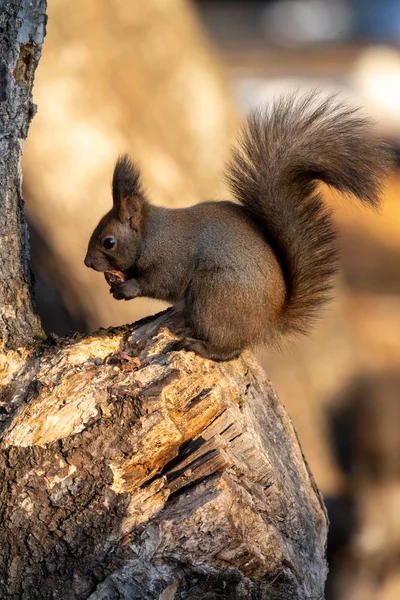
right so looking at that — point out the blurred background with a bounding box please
[23,1,400,598]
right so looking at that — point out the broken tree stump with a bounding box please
[0,310,328,600]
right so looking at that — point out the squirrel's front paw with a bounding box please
[110,279,140,301]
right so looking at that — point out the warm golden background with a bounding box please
[24,1,400,598]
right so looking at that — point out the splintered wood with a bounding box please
[0,311,328,599]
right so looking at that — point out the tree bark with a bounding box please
[0,0,46,350]
[0,3,328,599]
[0,311,328,600]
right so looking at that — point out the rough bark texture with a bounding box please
[0,0,46,350]
[0,310,328,600]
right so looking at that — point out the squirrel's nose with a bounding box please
[84,255,94,269]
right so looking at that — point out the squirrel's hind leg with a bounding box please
[164,273,255,361]
[166,304,192,338]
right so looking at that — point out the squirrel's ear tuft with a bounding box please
[112,154,143,206]
[112,154,145,224]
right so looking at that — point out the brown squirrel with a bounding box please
[85,93,391,361]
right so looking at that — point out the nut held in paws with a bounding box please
[104,270,127,287]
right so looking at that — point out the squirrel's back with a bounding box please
[226,92,391,338]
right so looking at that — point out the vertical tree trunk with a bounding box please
[0,0,46,351]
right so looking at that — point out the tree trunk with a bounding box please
[0,3,328,599]
[0,0,45,351]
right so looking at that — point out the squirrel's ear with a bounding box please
[118,195,142,226]
[112,154,144,223]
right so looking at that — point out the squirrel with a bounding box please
[84,92,391,361]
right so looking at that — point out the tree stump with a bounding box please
[0,310,328,599]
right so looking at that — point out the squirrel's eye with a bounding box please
[103,237,115,250]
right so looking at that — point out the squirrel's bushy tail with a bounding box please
[227,92,391,337]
